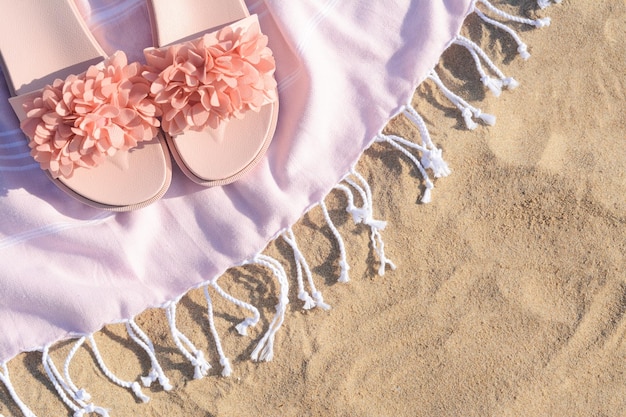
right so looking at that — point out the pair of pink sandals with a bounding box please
[1,0,279,210]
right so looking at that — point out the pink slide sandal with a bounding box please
[145,0,279,186]
[0,0,172,210]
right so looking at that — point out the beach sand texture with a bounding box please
[1,1,624,416]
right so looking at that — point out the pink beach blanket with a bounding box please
[0,1,563,414]
[0,0,474,363]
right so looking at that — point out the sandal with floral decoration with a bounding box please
[144,0,279,186]
[0,0,172,210]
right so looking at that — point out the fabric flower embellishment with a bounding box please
[20,51,161,178]
[143,15,278,137]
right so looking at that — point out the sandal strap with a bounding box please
[142,15,277,137]
[14,51,161,179]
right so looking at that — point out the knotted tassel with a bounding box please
[282,227,331,310]
[502,77,519,90]
[248,254,289,362]
[42,344,110,417]
[428,70,496,130]
[421,147,451,178]
[87,335,150,403]
[403,104,451,179]
[190,350,211,380]
[210,281,261,336]
[235,317,258,336]
[482,76,504,97]
[125,320,173,391]
[475,0,551,61]
[320,200,351,283]
[165,301,211,380]
[348,169,397,275]
[204,286,234,376]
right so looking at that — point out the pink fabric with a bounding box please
[0,0,472,362]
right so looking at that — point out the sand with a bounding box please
[1,1,625,416]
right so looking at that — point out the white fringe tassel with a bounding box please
[428,69,496,130]
[475,0,550,60]
[454,35,519,97]
[375,133,435,203]
[424,1,551,130]
[203,286,233,376]
[125,319,173,391]
[282,227,331,310]
[0,362,37,417]
[63,337,91,403]
[42,344,109,417]
[319,200,350,283]
[86,335,150,403]
[337,169,396,276]
[248,254,289,362]
[403,104,451,179]
[210,281,261,337]
[165,301,211,380]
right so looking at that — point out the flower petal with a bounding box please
[18,50,159,178]
[142,16,277,136]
